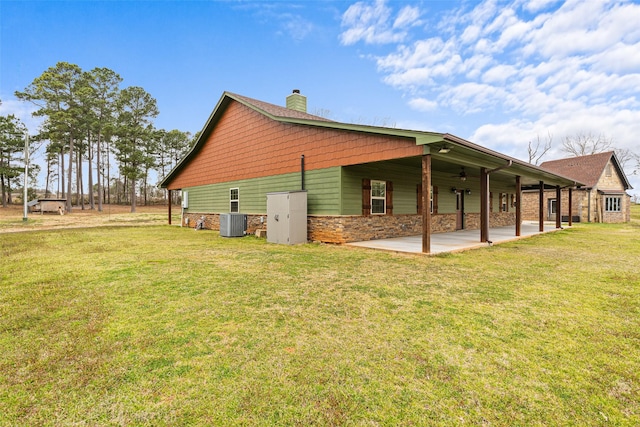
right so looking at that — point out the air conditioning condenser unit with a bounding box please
[220,213,246,237]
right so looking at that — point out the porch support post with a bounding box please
[555,185,562,229]
[515,175,521,237]
[480,167,489,242]
[168,190,172,225]
[421,154,432,254]
[568,187,573,226]
[538,181,544,232]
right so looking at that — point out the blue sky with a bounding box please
[1,0,639,192]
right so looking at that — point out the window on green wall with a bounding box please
[230,188,239,213]
[430,185,434,214]
[501,193,508,212]
[371,180,386,214]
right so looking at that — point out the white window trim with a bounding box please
[430,185,433,214]
[371,180,386,215]
[230,188,239,213]
[605,196,621,212]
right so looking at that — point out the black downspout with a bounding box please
[301,154,305,190]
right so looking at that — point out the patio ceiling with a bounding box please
[416,134,583,188]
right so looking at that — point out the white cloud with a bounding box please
[524,0,562,14]
[238,3,316,42]
[279,15,315,42]
[339,0,640,193]
[440,82,509,114]
[460,25,481,45]
[393,5,422,29]
[339,0,421,45]
[408,97,437,112]
[482,64,518,84]
[341,0,640,158]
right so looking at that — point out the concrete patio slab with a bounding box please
[346,222,564,254]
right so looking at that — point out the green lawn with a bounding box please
[1,216,639,426]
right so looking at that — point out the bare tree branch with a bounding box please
[527,131,553,165]
[614,147,634,171]
[561,131,613,156]
[632,152,640,176]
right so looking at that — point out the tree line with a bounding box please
[1,62,195,212]
[3,62,639,212]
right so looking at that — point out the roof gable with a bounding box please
[540,151,632,189]
[160,91,585,189]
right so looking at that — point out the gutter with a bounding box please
[487,160,513,174]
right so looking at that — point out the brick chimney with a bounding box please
[286,89,307,113]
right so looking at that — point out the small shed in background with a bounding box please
[29,198,66,214]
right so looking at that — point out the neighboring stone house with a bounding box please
[160,90,579,253]
[522,151,632,223]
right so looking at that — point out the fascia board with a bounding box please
[159,93,234,188]
[273,116,444,141]
[442,134,583,187]
[610,152,633,190]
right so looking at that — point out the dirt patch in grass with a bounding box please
[0,204,179,233]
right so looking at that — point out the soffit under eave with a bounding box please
[421,139,583,188]
[423,139,517,171]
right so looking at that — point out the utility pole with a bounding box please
[23,132,29,222]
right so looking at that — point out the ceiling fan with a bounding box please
[451,167,469,181]
[450,167,479,181]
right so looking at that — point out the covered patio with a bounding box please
[347,221,563,254]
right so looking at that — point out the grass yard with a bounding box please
[0,204,180,233]
[1,210,639,425]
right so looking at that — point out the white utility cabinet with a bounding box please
[266,191,307,244]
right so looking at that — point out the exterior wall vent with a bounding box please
[220,213,247,237]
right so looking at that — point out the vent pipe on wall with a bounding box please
[301,154,305,190]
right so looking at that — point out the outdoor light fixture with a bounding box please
[438,145,451,154]
[451,187,457,193]
[466,189,472,195]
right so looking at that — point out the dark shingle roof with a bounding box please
[228,92,334,122]
[159,91,587,189]
[540,151,626,188]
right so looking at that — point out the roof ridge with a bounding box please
[226,91,335,122]
[541,151,613,165]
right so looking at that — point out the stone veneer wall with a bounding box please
[182,213,266,235]
[521,189,583,221]
[522,188,631,223]
[183,211,517,244]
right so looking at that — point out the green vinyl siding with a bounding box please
[183,167,341,215]
[341,163,423,215]
[341,162,517,215]
[183,162,519,217]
